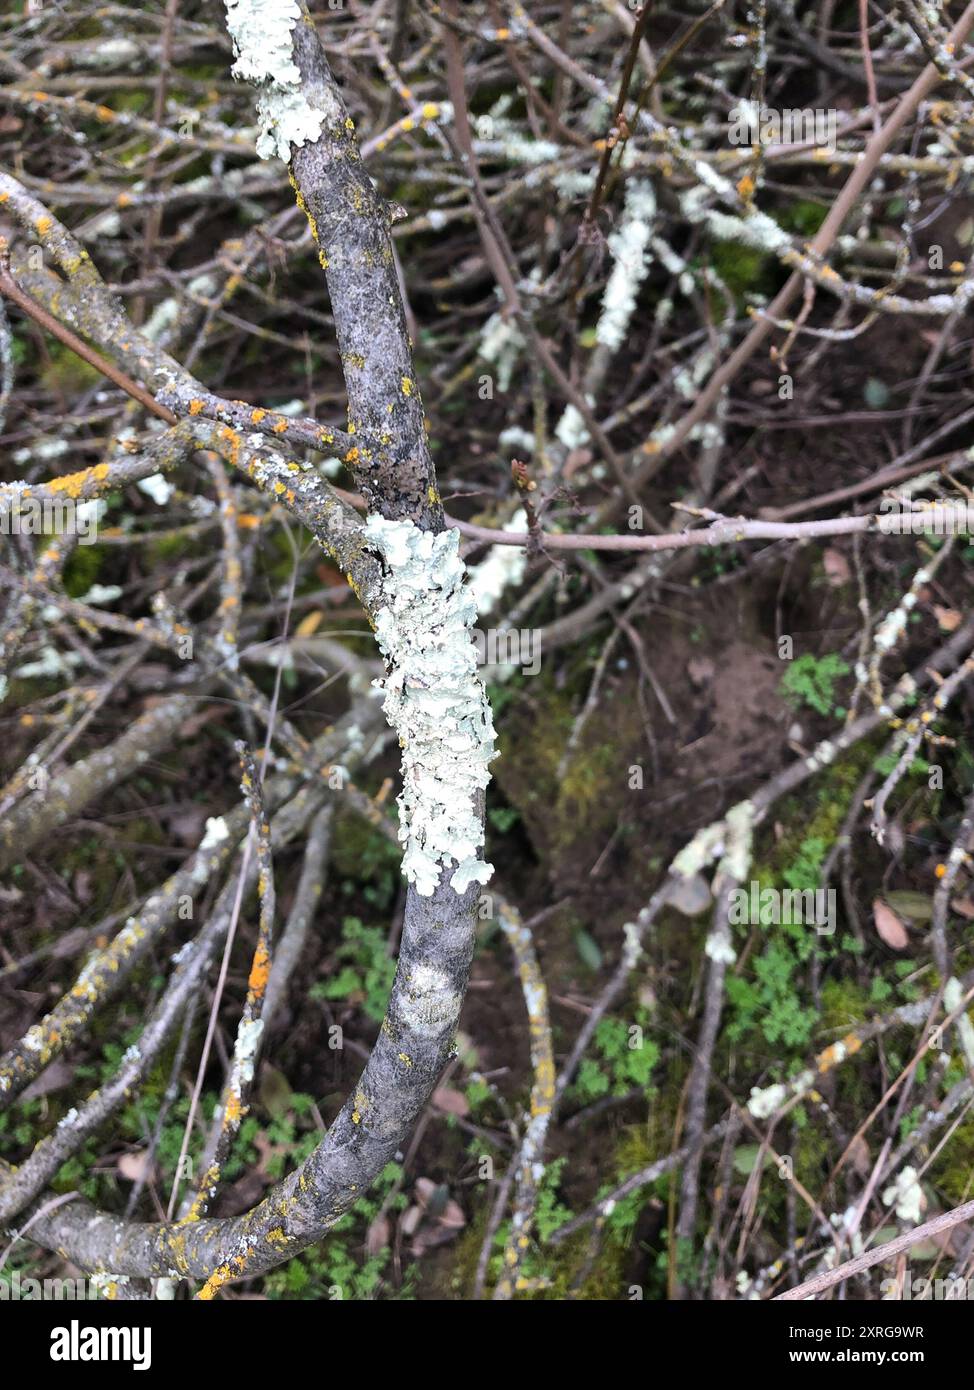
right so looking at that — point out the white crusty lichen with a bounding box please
[467,509,527,617]
[223,0,332,162]
[597,180,656,352]
[364,515,497,896]
[136,473,174,506]
[478,311,525,394]
[554,401,592,451]
[747,1082,788,1119]
[882,1165,925,1225]
[231,1016,264,1088]
[400,963,461,1036]
[716,799,756,885]
[200,816,230,851]
[944,977,974,1069]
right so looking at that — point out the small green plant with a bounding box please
[572,1015,659,1102]
[311,915,397,1023]
[781,652,850,716]
[487,805,520,833]
[726,938,817,1050]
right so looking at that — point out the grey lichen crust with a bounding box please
[364,515,496,896]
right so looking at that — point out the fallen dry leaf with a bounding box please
[117,1150,153,1183]
[432,1085,470,1117]
[823,547,851,586]
[873,899,909,950]
[934,605,962,632]
[366,1213,391,1255]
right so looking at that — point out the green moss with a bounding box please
[820,977,875,1035]
[778,199,829,237]
[39,344,102,396]
[929,1112,974,1203]
[706,242,777,305]
[492,661,643,873]
[62,543,104,598]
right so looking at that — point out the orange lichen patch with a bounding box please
[0,191,8,203]
[736,173,755,201]
[237,513,261,529]
[495,26,511,40]
[46,462,110,499]
[20,713,34,727]
[218,426,241,466]
[272,419,288,434]
[32,91,48,102]
[188,398,204,416]
[935,862,947,879]
[345,446,359,463]
[248,940,271,997]
[641,438,662,455]
[251,408,268,424]
[816,1032,863,1073]
[95,105,116,122]
[197,1252,247,1301]
[117,192,132,208]
[224,1091,243,1127]
[35,216,52,236]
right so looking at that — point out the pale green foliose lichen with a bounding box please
[223,0,330,161]
[364,515,497,896]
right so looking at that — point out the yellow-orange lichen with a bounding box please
[46,462,110,499]
[248,942,271,997]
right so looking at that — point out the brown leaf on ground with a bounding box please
[873,899,909,950]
